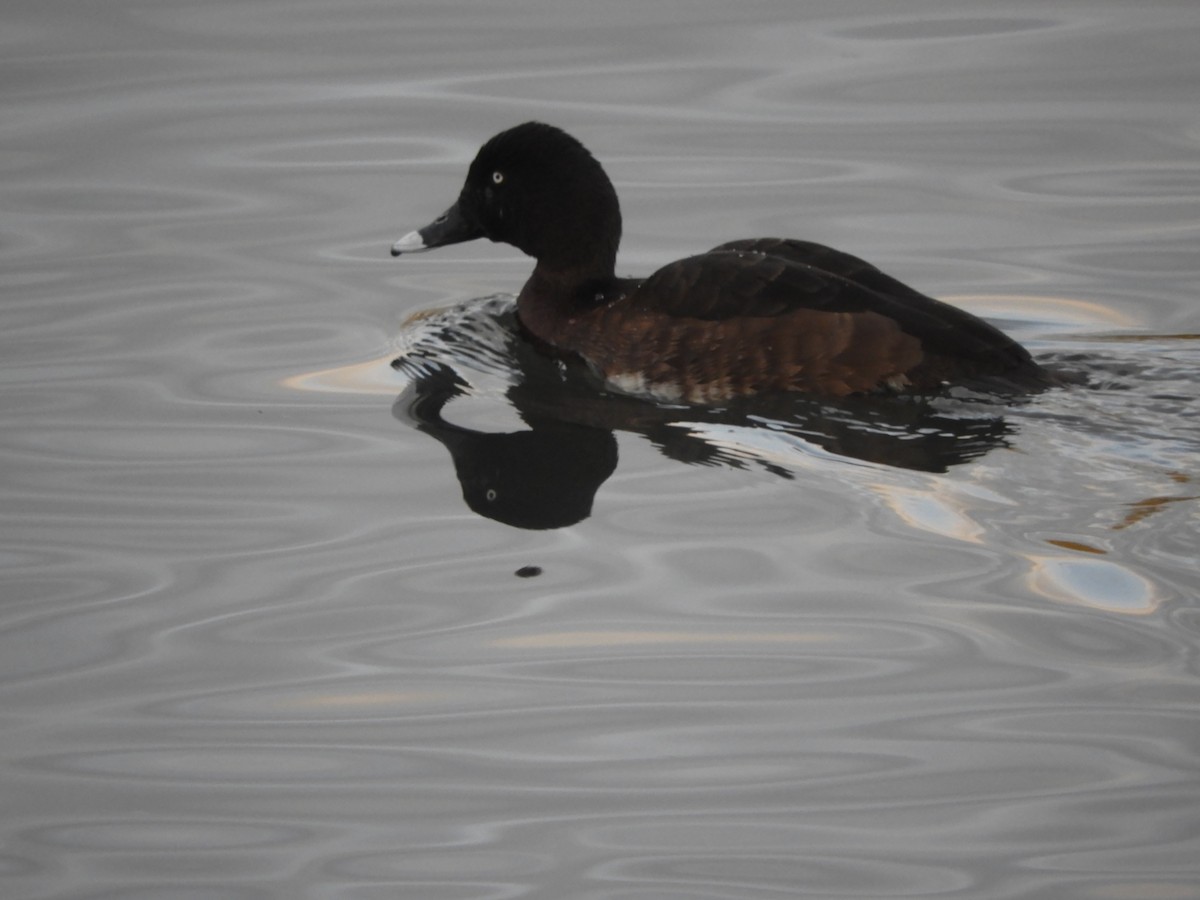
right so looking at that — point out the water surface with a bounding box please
[2,1,1199,898]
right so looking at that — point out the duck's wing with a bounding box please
[711,238,929,304]
[643,246,873,320]
[647,243,1035,375]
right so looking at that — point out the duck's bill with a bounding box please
[391,200,482,257]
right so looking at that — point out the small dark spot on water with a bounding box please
[515,565,542,578]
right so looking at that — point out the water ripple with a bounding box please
[4,2,1199,899]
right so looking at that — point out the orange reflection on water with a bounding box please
[873,482,987,543]
[1113,493,1199,531]
[1026,554,1160,614]
[945,294,1139,330]
[281,354,403,395]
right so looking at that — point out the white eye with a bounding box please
[485,488,498,502]
[492,171,504,184]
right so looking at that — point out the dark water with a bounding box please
[3,1,1199,898]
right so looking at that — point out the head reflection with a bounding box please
[395,370,617,530]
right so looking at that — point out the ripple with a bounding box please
[208,597,459,644]
[593,852,971,896]
[0,584,172,684]
[835,16,1063,40]
[961,708,1200,763]
[489,629,840,650]
[329,848,548,880]
[1001,165,1200,201]
[28,819,308,851]
[618,156,862,189]
[488,652,893,688]
[31,746,432,784]
[149,679,521,724]
[227,135,465,169]
[5,421,352,464]
[4,180,252,219]
[67,889,273,900]
[0,854,40,878]
[364,615,930,667]
[576,747,906,792]
[385,62,770,121]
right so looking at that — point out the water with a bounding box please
[2,1,1199,897]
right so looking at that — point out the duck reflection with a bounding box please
[397,368,618,530]
[392,295,1018,530]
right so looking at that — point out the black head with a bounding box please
[392,122,622,275]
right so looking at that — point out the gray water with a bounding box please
[3,1,1199,898]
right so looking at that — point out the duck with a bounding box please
[391,121,1049,402]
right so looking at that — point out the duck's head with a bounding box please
[392,122,622,275]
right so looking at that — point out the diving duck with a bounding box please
[392,122,1048,402]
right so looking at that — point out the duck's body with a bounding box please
[392,122,1047,402]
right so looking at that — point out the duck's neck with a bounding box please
[517,261,618,348]
[515,184,622,346]
[529,225,619,281]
